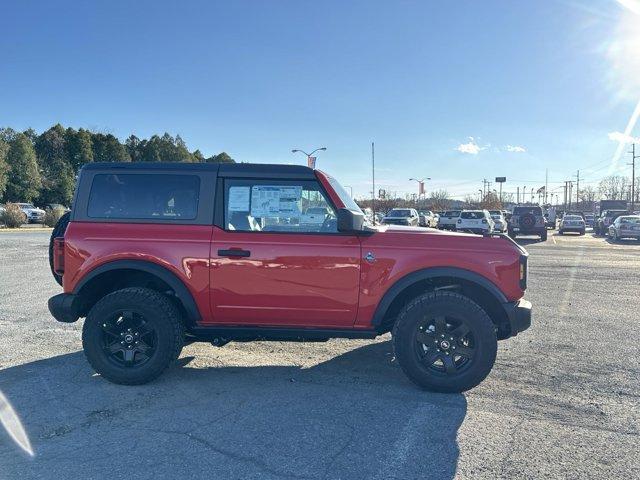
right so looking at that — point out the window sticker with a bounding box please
[228,186,250,212]
[251,185,302,217]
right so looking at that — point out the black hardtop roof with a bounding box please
[81,162,317,179]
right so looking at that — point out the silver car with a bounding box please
[489,210,507,233]
[608,215,640,241]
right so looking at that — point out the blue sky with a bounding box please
[2,0,639,199]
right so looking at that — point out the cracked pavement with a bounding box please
[0,230,638,479]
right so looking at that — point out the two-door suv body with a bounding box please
[49,162,531,392]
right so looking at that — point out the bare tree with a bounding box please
[598,175,629,200]
[429,189,451,211]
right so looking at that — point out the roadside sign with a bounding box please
[495,177,506,183]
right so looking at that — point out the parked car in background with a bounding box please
[439,210,461,230]
[508,205,547,241]
[301,206,331,226]
[595,209,628,236]
[489,210,507,233]
[418,210,437,228]
[608,215,640,242]
[544,207,557,229]
[584,213,595,228]
[0,204,5,215]
[456,210,494,234]
[382,208,420,226]
[16,203,46,223]
[558,214,585,235]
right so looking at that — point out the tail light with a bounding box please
[519,255,528,290]
[53,237,65,275]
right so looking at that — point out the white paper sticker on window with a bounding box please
[228,186,250,212]
[251,185,302,217]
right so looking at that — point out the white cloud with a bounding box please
[455,137,483,155]
[608,131,640,144]
[505,145,526,153]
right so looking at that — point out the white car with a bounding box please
[301,206,331,225]
[438,210,461,230]
[559,214,585,235]
[456,209,494,234]
[489,210,507,233]
[16,203,46,223]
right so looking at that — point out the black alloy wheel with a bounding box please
[101,310,157,368]
[414,315,475,375]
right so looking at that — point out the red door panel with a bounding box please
[209,227,361,327]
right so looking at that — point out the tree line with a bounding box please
[0,124,235,206]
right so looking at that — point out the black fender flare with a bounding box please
[371,267,508,328]
[73,260,201,324]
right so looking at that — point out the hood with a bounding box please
[370,224,528,255]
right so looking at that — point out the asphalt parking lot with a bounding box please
[0,229,638,479]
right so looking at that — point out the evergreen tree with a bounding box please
[0,139,9,200]
[66,127,94,170]
[91,133,131,163]
[5,133,41,202]
[35,124,75,205]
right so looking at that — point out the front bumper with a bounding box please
[48,293,81,323]
[503,299,532,336]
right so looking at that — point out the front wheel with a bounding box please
[392,291,497,393]
[82,287,185,385]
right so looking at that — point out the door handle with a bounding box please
[218,249,251,258]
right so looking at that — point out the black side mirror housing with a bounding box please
[337,208,365,233]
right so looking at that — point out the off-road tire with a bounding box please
[392,291,498,393]
[48,211,71,286]
[82,287,185,385]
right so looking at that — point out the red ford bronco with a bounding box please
[48,162,531,392]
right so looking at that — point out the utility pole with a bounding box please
[545,169,548,204]
[371,142,375,219]
[517,186,520,204]
[631,144,637,208]
[575,170,580,209]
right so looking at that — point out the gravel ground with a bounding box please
[0,230,638,479]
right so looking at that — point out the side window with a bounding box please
[224,179,337,233]
[87,174,200,220]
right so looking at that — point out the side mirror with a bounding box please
[337,208,365,233]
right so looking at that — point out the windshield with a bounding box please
[388,209,411,216]
[491,215,502,220]
[620,217,640,224]
[461,211,485,219]
[564,215,582,220]
[444,211,460,217]
[306,207,328,214]
[325,175,362,214]
[17,203,34,208]
[514,207,542,215]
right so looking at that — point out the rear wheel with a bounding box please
[541,230,548,241]
[392,291,497,393]
[82,287,184,385]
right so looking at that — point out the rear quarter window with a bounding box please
[87,174,200,220]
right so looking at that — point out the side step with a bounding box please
[187,326,379,344]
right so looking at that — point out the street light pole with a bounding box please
[409,177,431,200]
[629,144,638,212]
[291,147,327,168]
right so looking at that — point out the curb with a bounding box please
[0,227,53,233]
